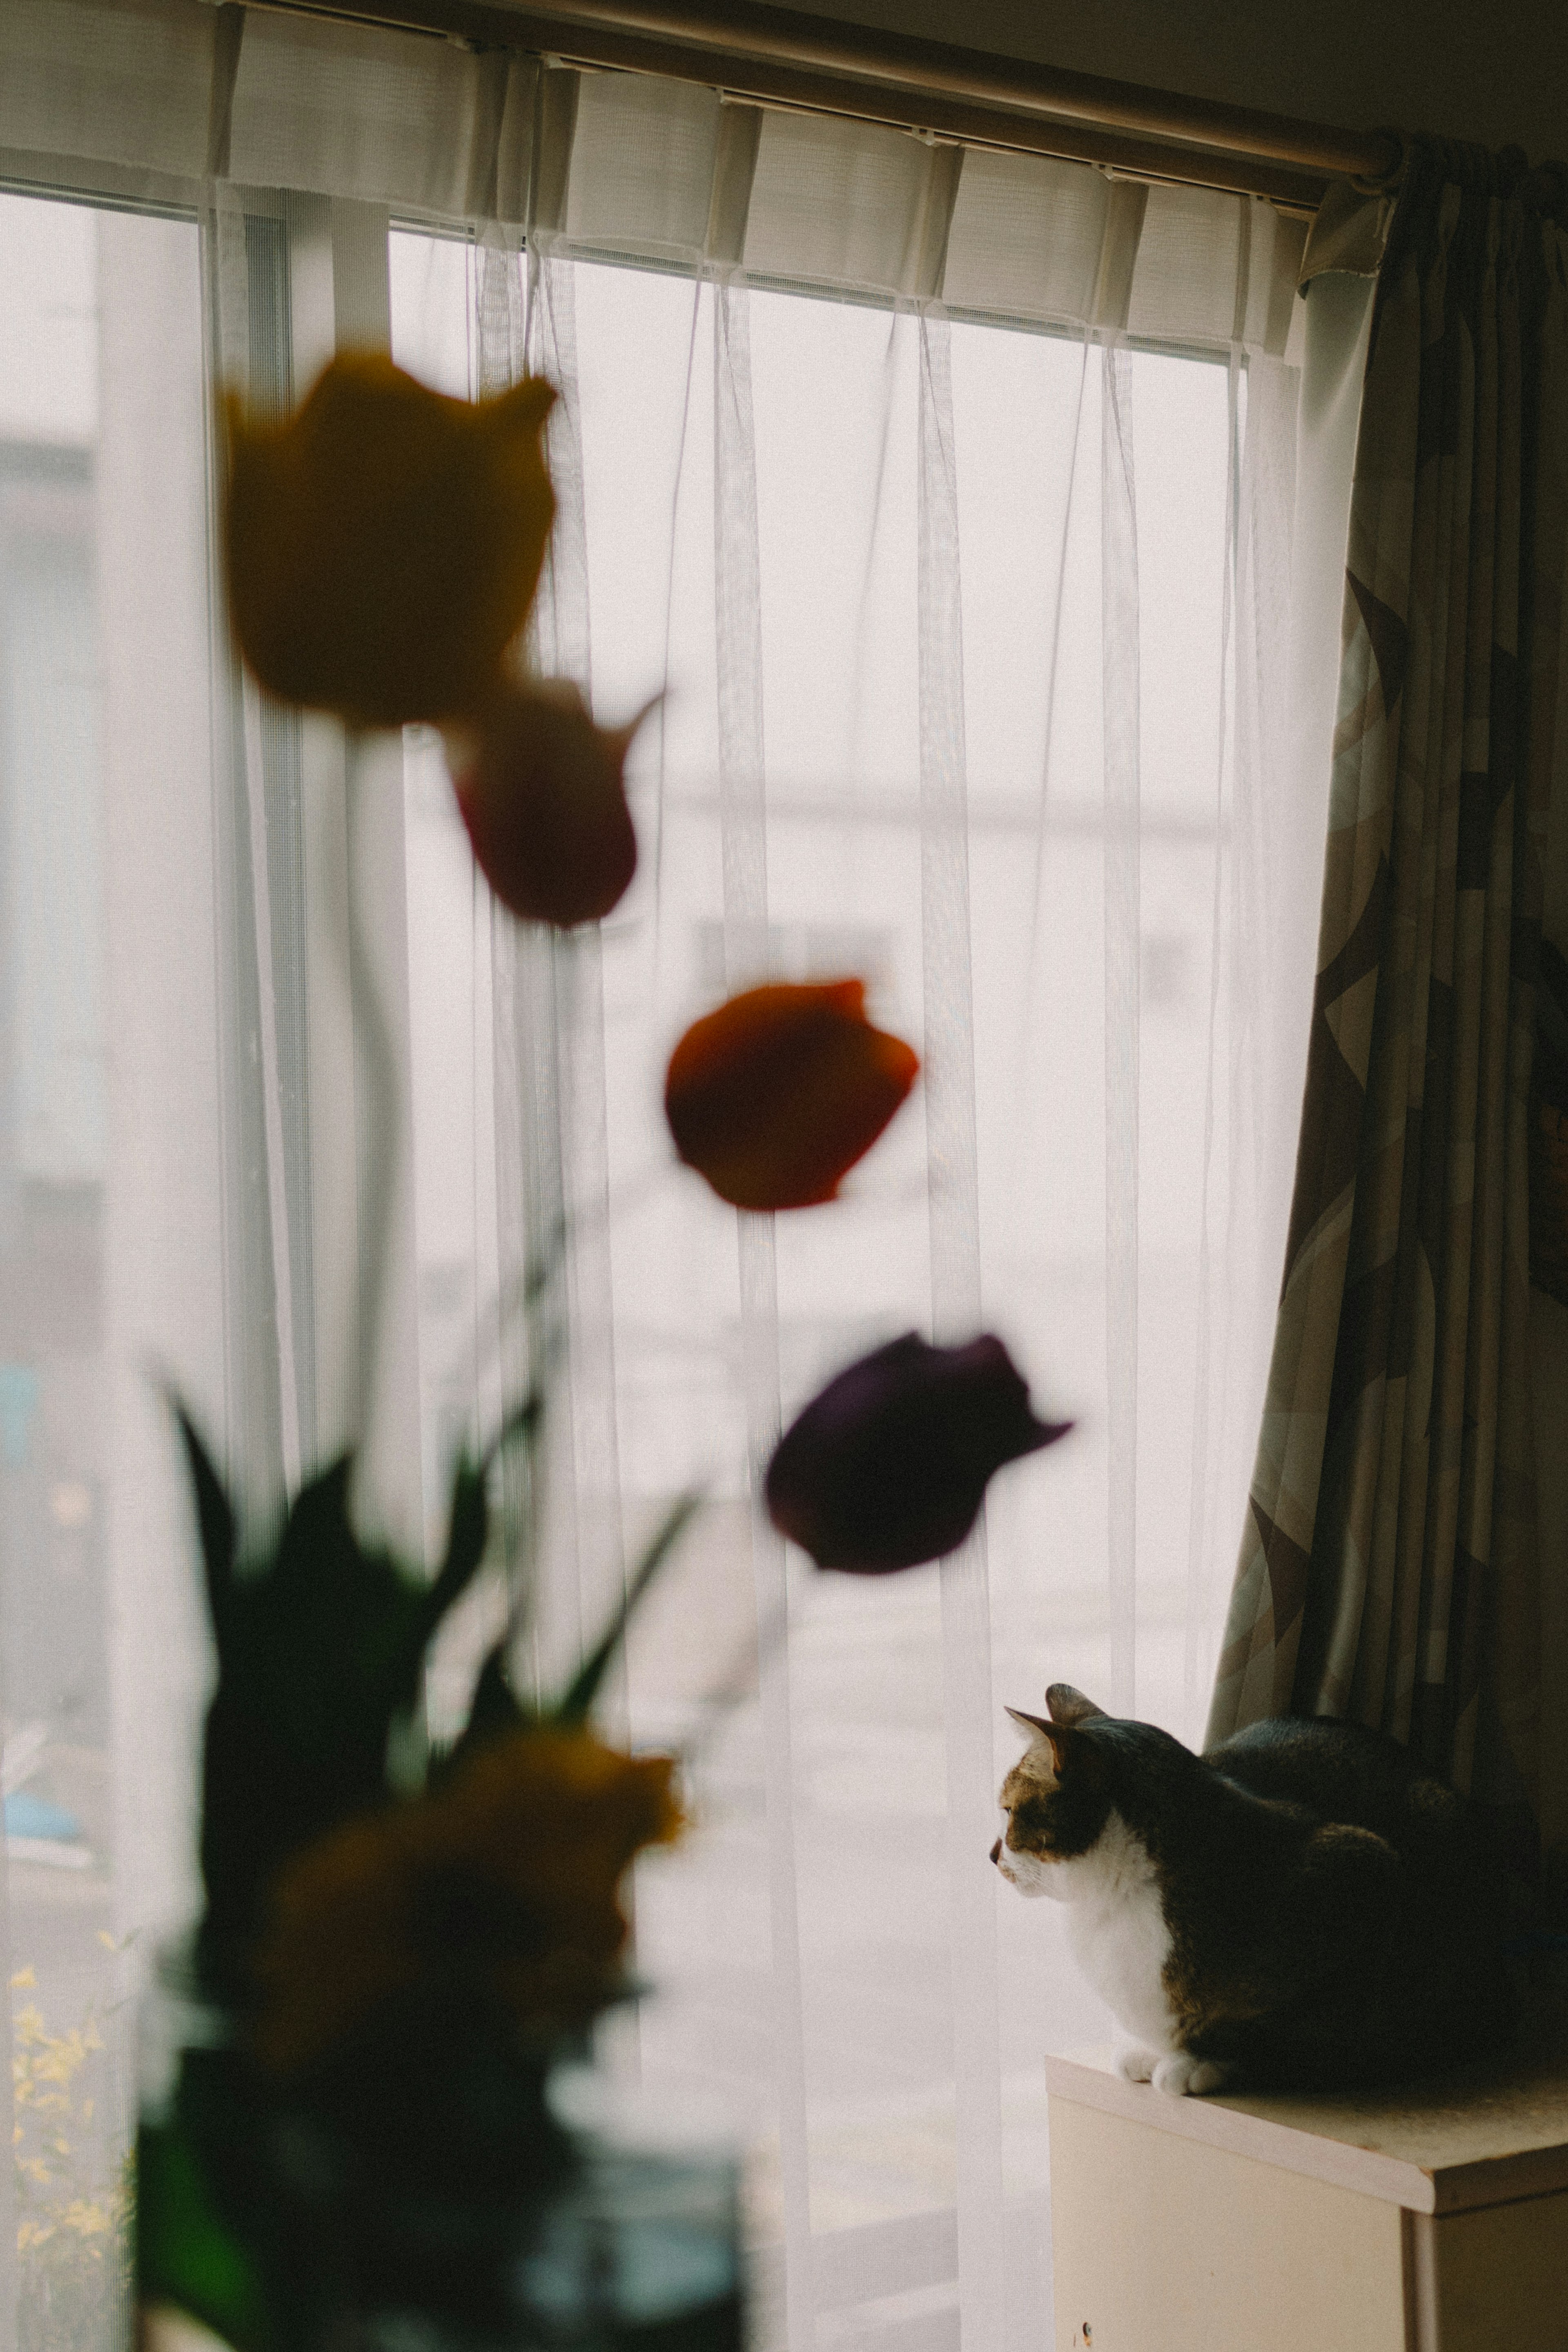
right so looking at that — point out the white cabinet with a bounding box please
[1046,2045,1568,2351]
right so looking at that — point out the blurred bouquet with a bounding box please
[137,355,717,2352]
[136,1399,704,2350]
[136,351,1071,2352]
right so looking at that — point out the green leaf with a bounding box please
[180,1394,508,1987]
[137,2115,273,2352]
[431,1457,489,1619]
[269,1452,357,1608]
[556,1493,701,1724]
[433,1642,533,1783]
[482,1390,546,1474]
[175,1407,238,1641]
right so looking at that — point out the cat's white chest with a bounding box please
[1059,1812,1180,2052]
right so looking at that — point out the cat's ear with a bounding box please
[1046,1683,1105,1726]
[1005,1705,1076,1773]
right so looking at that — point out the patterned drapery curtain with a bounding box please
[1207,145,1568,1853]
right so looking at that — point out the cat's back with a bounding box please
[1198,1714,1514,2085]
[1209,1716,1481,1859]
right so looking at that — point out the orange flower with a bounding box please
[445,681,646,928]
[254,1728,682,2076]
[225,353,555,726]
[665,980,919,1211]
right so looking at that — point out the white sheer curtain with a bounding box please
[388,212,1327,2352]
[0,9,1367,2352]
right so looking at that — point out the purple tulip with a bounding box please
[765,1332,1072,1573]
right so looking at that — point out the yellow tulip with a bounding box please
[225,353,555,726]
[255,1727,682,2074]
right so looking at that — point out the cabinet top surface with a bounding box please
[1045,2028,1568,2212]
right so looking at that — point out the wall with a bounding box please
[749,0,1568,169]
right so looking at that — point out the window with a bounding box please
[0,18,1334,2349]
[1,189,209,2352]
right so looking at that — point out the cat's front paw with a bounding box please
[1115,2046,1160,2084]
[1152,2054,1233,2098]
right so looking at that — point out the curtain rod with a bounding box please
[243,0,1400,209]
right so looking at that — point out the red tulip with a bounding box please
[664,981,918,1211]
[446,680,646,929]
[766,1332,1073,1572]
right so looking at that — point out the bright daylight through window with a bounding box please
[0,165,1303,2352]
[399,232,1265,2333]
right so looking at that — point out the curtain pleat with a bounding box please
[1207,150,1568,1856]
[191,187,428,1549]
[1180,335,1239,1734]
[917,309,1005,2349]
[203,186,292,1511]
[1100,341,1142,1717]
[710,271,819,2352]
[1180,347,1306,1728]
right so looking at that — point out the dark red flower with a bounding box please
[446,680,645,928]
[664,981,918,1211]
[765,1332,1072,1572]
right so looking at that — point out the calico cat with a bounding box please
[991,1683,1515,2095]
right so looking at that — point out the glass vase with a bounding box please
[136,1947,744,2352]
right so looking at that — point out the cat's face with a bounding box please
[991,1684,1113,1900]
